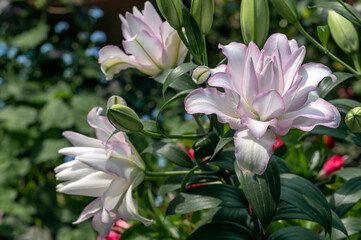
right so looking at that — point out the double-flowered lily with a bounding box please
[185,33,340,175]
[98,1,187,80]
[56,107,152,237]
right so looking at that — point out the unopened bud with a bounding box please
[190,0,214,34]
[240,0,269,47]
[270,0,299,24]
[328,10,359,54]
[156,0,183,30]
[192,66,211,84]
[106,96,143,132]
[345,107,361,132]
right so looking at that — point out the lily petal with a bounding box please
[63,131,103,148]
[185,88,242,130]
[263,33,291,65]
[234,128,276,175]
[73,198,102,224]
[252,90,285,121]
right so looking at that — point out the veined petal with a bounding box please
[124,12,152,38]
[185,88,242,130]
[106,155,141,182]
[120,14,131,40]
[263,33,291,65]
[117,172,153,226]
[252,90,285,121]
[162,29,183,69]
[244,117,278,139]
[76,149,108,173]
[102,178,130,211]
[242,55,259,104]
[234,128,276,175]
[280,98,341,131]
[57,171,114,197]
[298,63,336,88]
[143,1,162,39]
[289,39,299,53]
[247,42,262,66]
[58,147,98,158]
[63,131,103,148]
[56,160,97,181]
[282,46,306,94]
[73,198,102,224]
[220,42,248,94]
[208,72,234,91]
[92,212,117,238]
[87,107,115,142]
[123,31,163,71]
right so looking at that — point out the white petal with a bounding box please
[234,129,276,175]
[76,149,108,173]
[58,147,97,158]
[62,131,103,148]
[242,55,259,104]
[92,212,117,238]
[102,178,130,211]
[282,46,306,94]
[143,1,163,39]
[87,107,115,142]
[252,90,285,121]
[185,88,242,130]
[106,155,141,182]
[263,33,291,65]
[162,29,183,69]
[73,198,102,224]
[56,160,97,181]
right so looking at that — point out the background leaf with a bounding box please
[268,226,325,240]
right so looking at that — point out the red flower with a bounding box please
[272,136,283,151]
[320,155,346,177]
[323,136,336,150]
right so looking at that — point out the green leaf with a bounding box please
[271,155,294,174]
[329,99,361,114]
[319,72,358,98]
[143,142,194,168]
[268,226,325,240]
[332,217,361,239]
[313,0,361,26]
[235,157,280,228]
[182,6,205,57]
[209,150,235,174]
[11,23,49,49]
[35,139,70,163]
[166,184,247,215]
[0,106,37,131]
[333,167,361,181]
[152,70,198,92]
[141,119,162,134]
[330,176,361,217]
[187,221,254,240]
[305,124,361,147]
[210,129,235,159]
[39,99,74,131]
[162,63,198,95]
[280,173,332,234]
[212,207,249,225]
[274,202,348,237]
[317,25,330,50]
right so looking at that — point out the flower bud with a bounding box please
[156,0,183,30]
[192,66,211,84]
[107,96,143,132]
[345,107,361,132]
[193,132,219,159]
[270,0,299,24]
[240,0,269,47]
[328,10,359,54]
[190,0,214,34]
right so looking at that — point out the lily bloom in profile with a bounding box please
[56,106,152,237]
[185,33,340,175]
[98,1,187,80]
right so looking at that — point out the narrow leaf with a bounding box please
[280,173,332,234]
[187,221,254,240]
[333,167,361,181]
[166,184,247,215]
[143,142,194,168]
[153,69,198,92]
[319,72,358,98]
[330,176,361,217]
[317,25,330,50]
[182,6,205,57]
[209,150,236,174]
[235,157,281,228]
[268,226,325,240]
[210,129,235,159]
[329,99,361,114]
[332,218,361,239]
[162,63,198,95]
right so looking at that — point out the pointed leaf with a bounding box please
[332,217,361,239]
[235,157,280,228]
[333,167,361,181]
[317,25,330,50]
[210,129,235,159]
[209,150,236,174]
[182,6,204,57]
[162,63,198,95]
[153,69,198,92]
[166,184,248,215]
[268,226,325,240]
[329,176,361,217]
[319,72,358,98]
[329,99,361,114]
[187,221,254,240]
[280,173,332,234]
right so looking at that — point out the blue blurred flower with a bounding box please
[90,30,107,43]
[16,55,31,67]
[63,68,73,78]
[62,53,72,65]
[157,157,166,168]
[0,101,5,109]
[54,21,69,34]
[154,196,163,207]
[0,41,7,57]
[40,43,54,54]
[85,47,100,58]
[0,77,3,85]
[140,115,151,120]
[89,6,104,19]
[184,114,193,121]
[7,47,18,59]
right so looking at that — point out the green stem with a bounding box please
[336,0,361,25]
[180,165,199,191]
[177,29,202,65]
[147,189,180,239]
[351,53,361,73]
[140,129,207,139]
[294,21,359,74]
[202,35,209,66]
[145,169,218,177]
[194,114,206,134]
